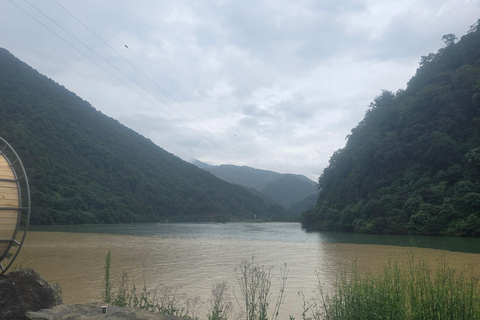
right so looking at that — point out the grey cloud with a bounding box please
[2,0,479,180]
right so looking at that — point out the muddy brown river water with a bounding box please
[12,223,480,319]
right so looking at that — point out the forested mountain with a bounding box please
[193,161,317,209]
[302,22,480,237]
[0,48,286,225]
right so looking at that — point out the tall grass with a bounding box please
[103,255,287,320]
[234,258,288,320]
[207,281,233,320]
[103,251,480,320]
[302,251,480,320]
[104,268,199,318]
[103,251,112,303]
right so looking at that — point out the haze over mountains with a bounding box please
[0,47,288,225]
[2,20,480,235]
[193,160,318,213]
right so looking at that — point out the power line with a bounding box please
[12,0,259,167]
[62,0,270,170]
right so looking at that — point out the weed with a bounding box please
[103,250,480,320]
[302,251,480,320]
[234,257,287,320]
[208,281,233,320]
[103,251,112,303]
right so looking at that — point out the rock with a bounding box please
[0,268,63,320]
[26,303,185,320]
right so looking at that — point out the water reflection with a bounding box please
[313,231,480,254]
[29,222,480,253]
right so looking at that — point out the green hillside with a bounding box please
[0,48,285,225]
[301,22,480,236]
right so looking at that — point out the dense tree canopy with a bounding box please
[0,48,286,225]
[302,22,480,236]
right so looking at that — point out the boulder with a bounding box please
[0,268,62,320]
[26,303,185,320]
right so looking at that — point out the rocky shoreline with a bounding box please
[0,269,184,320]
[26,303,184,320]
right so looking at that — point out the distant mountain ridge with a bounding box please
[0,48,287,224]
[193,160,318,211]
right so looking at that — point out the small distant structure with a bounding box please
[0,137,31,275]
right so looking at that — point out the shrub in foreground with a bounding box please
[103,250,480,320]
[302,251,480,320]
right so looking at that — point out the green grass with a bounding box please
[103,251,480,320]
[302,251,480,320]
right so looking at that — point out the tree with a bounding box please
[301,22,480,237]
[442,33,457,47]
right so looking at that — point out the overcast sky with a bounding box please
[1,1,479,181]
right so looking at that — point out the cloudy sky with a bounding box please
[1,1,479,181]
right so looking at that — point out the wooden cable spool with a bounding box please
[0,137,30,275]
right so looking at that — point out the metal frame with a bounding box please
[0,137,31,275]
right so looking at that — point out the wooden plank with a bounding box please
[0,216,17,222]
[0,229,14,236]
[0,229,15,236]
[0,219,17,224]
[0,184,18,190]
[0,181,17,188]
[0,189,19,196]
[0,197,19,206]
[0,212,17,218]
[0,173,14,179]
[0,224,16,230]
[0,210,18,218]
[0,221,17,229]
[0,198,19,206]
[0,186,18,195]
[0,229,16,235]
[0,216,17,224]
[0,219,17,225]
[0,155,18,258]
[0,242,10,248]
[0,193,19,200]
[0,241,13,251]
[0,243,11,257]
[0,220,16,225]
[0,157,8,166]
[0,222,17,229]
[0,246,9,257]
[0,156,14,180]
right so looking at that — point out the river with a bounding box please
[14,222,480,319]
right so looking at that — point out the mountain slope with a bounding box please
[193,162,317,209]
[262,174,317,208]
[0,48,285,225]
[196,163,282,191]
[301,24,480,236]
